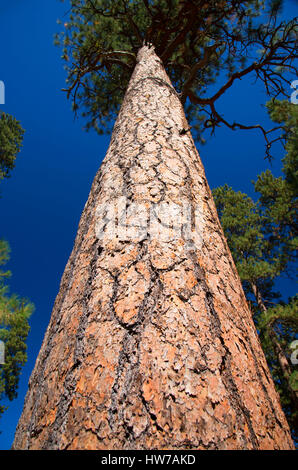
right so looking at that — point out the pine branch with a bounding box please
[181,43,221,105]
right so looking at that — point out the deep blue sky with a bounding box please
[0,0,297,449]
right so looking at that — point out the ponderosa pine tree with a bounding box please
[13,0,297,449]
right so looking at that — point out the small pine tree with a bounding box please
[0,240,34,423]
[0,112,24,183]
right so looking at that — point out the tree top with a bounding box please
[57,0,297,152]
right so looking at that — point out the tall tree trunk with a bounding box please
[13,45,294,450]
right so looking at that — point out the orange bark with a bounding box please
[13,45,294,450]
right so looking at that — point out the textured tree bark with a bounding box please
[13,45,294,450]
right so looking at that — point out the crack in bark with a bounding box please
[126,76,180,101]
[107,247,161,443]
[43,240,100,449]
[186,247,260,450]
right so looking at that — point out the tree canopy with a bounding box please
[57,0,297,150]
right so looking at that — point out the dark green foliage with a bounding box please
[56,0,297,147]
[263,98,298,190]
[0,112,24,182]
[254,100,298,275]
[258,296,298,441]
[269,0,283,15]
[0,240,34,423]
[213,184,270,285]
